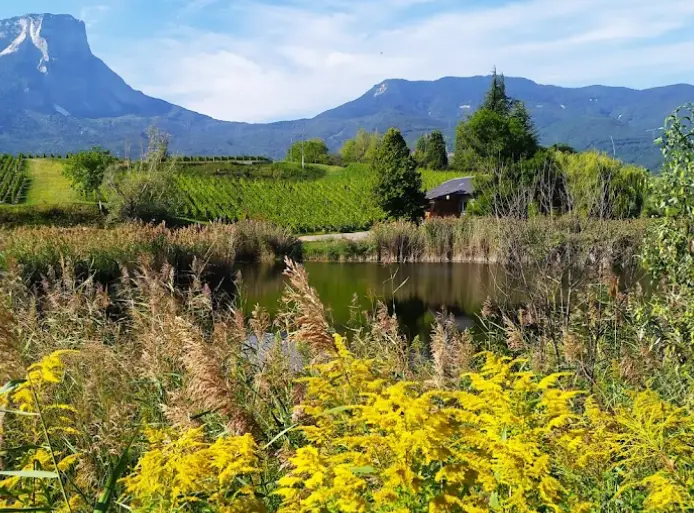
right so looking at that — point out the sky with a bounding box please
[2,0,694,123]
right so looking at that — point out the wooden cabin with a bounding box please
[425,177,475,218]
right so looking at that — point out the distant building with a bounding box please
[425,177,475,217]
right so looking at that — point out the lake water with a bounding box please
[234,262,501,341]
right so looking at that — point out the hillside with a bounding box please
[5,158,461,233]
[0,13,692,168]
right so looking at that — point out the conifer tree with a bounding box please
[425,131,448,170]
[372,128,426,221]
[482,67,511,116]
[414,135,428,166]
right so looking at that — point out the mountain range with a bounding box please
[1,13,692,169]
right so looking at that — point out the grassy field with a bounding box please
[24,158,82,205]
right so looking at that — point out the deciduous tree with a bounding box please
[62,146,115,199]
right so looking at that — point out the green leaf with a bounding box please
[0,508,54,512]
[322,405,357,416]
[93,438,135,513]
[0,470,59,479]
[0,409,39,417]
[489,491,501,510]
[0,445,45,455]
[350,466,377,476]
[0,380,26,395]
[262,425,298,450]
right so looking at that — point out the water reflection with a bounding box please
[235,262,502,342]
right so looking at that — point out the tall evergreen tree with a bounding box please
[414,134,429,166]
[481,67,511,116]
[453,69,538,170]
[509,100,538,153]
[425,131,448,170]
[372,128,426,221]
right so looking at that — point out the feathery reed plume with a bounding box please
[366,302,411,377]
[0,304,22,381]
[249,304,271,349]
[182,331,260,437]
[277,258,334,354]
[504,315,526,352]
[430,312,474,387]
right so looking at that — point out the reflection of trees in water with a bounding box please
[232,262,501,341]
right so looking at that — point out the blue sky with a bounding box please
[3,0,694,122]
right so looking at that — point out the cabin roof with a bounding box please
[426,177,475,200]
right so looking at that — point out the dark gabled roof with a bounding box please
[426,177,474,200]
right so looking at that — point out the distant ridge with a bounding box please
[1,12,693,168]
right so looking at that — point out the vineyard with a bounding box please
[176,163,463,233]
[0,155,28,205]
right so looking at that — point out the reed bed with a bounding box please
[0,220,300,283]
[306,216,648,266]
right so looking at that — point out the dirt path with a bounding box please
[299,231,370,242]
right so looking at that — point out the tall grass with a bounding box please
[0,220,300,284]
[308,216,648,265]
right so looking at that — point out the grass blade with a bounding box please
[0,380,26,395]
[0,470,59,479]
[0,409,39,417]
[93,440,133,513]
[0,508,54,512]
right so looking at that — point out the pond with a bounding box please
[234,262,502,342]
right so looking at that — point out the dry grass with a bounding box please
[276,258,335,354]
[0,221,300,284]
[364,216,647,266]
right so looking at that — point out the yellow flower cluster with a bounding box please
[122,427,266,513]
[3,341,693,512]
[275,335,694,513]
[0,350,81,511]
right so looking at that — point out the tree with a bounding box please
[146,126,170,162]
[287,138,329,165]
[508,100,538,156]
[372,128,426,221]
[340,139,358,163]
[104,129,181,223]
[642,104,694,288]
[340,130,380,164]
[550,143,577,154]
[62,146,116,199]
[414,135,429,166]
[481,67,511,116]
[453,71,538,170]
[453,109,513,170]
[425,131,448,170]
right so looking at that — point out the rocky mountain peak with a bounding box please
[0,12,173,119]
[0,13,91,73]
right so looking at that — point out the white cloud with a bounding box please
[102,0,694,122]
